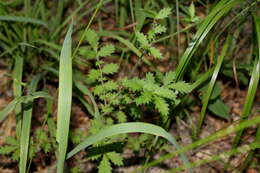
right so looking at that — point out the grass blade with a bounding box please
[140,114,260,171]
[167,142,258,173]
[231,14,260,170]
[175,0,243,81]
[13,54,23,137]
[196,35,232,138]
[66,122,192,173]
[0,15,48,27]
[56,23,73,173]
[74,82,100,119]
[0,98,20,122]
[19,74,42,173]
[0,91,52,122]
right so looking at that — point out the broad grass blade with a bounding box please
[56,23,73,173]
[67,122,192,173]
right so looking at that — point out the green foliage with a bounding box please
[98,155,112,173]
[155,8,172,20]
[0,137,20,161]
[199,82,230,120]
[134,8,172,60]
[98,45,115,57]
[184,2,200,23]
[34,129,51,153]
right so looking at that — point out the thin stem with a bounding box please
[129,53,145,78]
[72,0,104,58]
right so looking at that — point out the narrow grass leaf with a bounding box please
[19,74,42,173]
[166,142,258,173]
[230,14,260,168]
[175,0,243,80]
[0,91,51,122]
[196,35,232,137]
[67,122,192,173]
[13,55,23,137]
[74,82,100,119]
[56,23,73,173]
[140,114,260,171]
[0,16,47,27]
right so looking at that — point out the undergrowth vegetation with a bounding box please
[0,0,259,173]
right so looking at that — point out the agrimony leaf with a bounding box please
[135,31,149,48]
[135,91,153,105]
[85,29,99,50]
[149,47,162,59]
[98,45,115,57]
[107,152,123,166]
[98,155,112,173]
[163,71,176,86]
[155,8,172,19]
[88,69,102,82]
[102,63,119,75]
[169,81,193,93]
[154,96,169,117]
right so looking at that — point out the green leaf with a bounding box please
[149,47,162,59]
[98,45,115,57]
[154,87,176,100]
[87,69,102,82]
[200,82,222,100]
[79,47,97,59]
[98,156,112,173]
[66,122,191,171]
[121,78,143,92]
[148,24,167,40]
[169,81,193,93]
[20,74,43,173]
[135,31,149,48]
[0,145,18,154]
[93,81,118,96]
[154,96,169,118]
[208,99,230,120]
[135,91,153,105]
[107,152,123,166]
[102,63,119,75]
[0,91,51,122]
[116,111,127,123]
[56,23,73,173]
[155,8,172,19]
[189,2,196,19]
[6,137,18,146]
[163,71,176,86]
[85,29,99,50]
[0,15,48,27]
[145,72,155,83]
